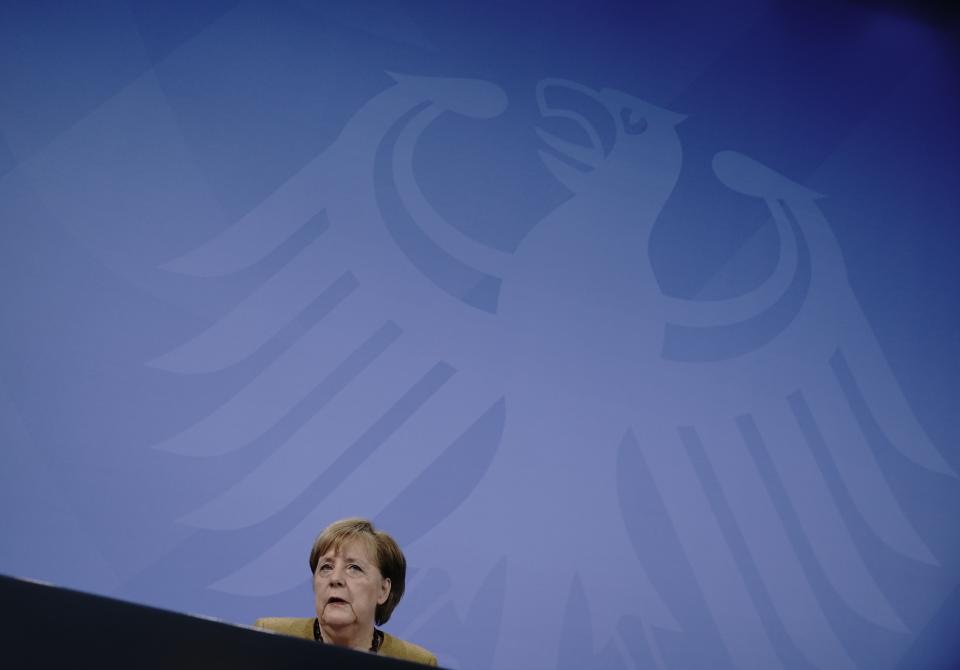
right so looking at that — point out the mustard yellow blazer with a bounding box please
[254,617,437,667]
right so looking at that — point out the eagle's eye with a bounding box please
[620,107,648,135]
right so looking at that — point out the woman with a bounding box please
[255,518,438,666]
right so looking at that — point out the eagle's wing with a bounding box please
[148,74,514,597]
[617,152,953,670]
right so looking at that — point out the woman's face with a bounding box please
[313,538,391,629]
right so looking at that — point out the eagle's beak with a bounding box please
[535,78,605,172]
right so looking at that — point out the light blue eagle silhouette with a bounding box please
[151,74,953,670]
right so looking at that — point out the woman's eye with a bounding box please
[348,564,362,572]
[318,564,332,572]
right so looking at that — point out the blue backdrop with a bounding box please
[1,1,959,668]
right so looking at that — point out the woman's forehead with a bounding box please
[321,536,377,561]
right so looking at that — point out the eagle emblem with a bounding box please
[146,74,953,670]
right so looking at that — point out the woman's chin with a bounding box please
[320,604,357,626]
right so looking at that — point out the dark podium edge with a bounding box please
[0,573,443,669]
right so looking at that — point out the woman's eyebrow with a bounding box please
[319,554,367,564]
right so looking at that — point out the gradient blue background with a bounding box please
[1,1,958,668]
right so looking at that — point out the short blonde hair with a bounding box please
[308,518,406,625]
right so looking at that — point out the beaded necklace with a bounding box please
[313,617,383,653]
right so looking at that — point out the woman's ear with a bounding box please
[378,577,391,605]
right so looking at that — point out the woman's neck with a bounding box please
[319,620,376,652]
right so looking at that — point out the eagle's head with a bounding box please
[536,79,684,212]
